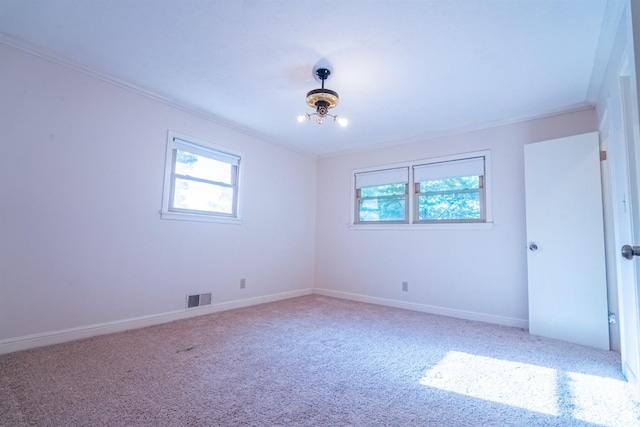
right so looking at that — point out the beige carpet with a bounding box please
[1,295,638,426]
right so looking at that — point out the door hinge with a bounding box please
[600,150,607,161]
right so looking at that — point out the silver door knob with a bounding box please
[529,243,538,252]
[621,244,640,260]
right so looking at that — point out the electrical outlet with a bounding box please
[402,281,408,292]
[240,278,246,289]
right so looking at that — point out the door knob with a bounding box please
[529,243,538,252]
[621,244,640,260]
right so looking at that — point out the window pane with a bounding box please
[418,191,481,221]
[175,149,233,184]
[358,183,407,222]
[359,197,406,222]
[173,178,234,214]
[419,176,479,192]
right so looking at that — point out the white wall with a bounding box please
[315,110,597,326]
[0,43,316,345]
[0,38,606,352]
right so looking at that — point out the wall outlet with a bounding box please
[240,278,246,289]
[402,281,408,292]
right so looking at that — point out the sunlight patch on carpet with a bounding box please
[420,351,560,416]
[419,351,633,425]
[567,371,632,425]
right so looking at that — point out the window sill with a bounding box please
[160,211,243,224]
[349,222,494,231]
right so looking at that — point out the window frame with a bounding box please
[350,150,493,230]
[354,167,410,225]
[161,130,243,224]
[413,156,486,224]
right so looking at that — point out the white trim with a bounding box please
[0,287,528,355]
[349,222,494,231]
[159,211,243,224]
[0,289,312,355]
[313,288,529,329]
[585,0,627,105]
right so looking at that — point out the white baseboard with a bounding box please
[312,288,529,329]
[0,287,527,356]
[0,289,312,355]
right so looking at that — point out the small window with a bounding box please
[413,157,485,223]
[161,131,242,223]
[354,167,409,223]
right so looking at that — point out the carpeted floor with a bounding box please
[0,295,639,426]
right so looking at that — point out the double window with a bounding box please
[353,151,490,226]
[161,131,242,223]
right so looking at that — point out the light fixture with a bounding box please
[297,68,348,127]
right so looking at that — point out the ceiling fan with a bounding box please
[297,68,348,127]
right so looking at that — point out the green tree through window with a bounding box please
[417,176,481,221]
[359,183,407,222]
[353,154,487,225]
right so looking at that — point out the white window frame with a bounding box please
[354,167,410,224]
[350,150,493,230]
[161,130,243,224]
[413,156,486,224]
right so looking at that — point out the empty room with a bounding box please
[1,1,640,426]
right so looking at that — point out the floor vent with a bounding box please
[187,292,212,308]
[200,292,212,306]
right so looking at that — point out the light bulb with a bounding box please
[336,117,349,127]
[297,115,306,123]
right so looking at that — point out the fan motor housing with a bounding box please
[306,89,339,112]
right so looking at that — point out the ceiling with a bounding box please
[0,1,623,157]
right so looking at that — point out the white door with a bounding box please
[611,73,640,391]
[524,132,609,350]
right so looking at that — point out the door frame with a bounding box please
[599,107,621,352]
[605,50,640,399]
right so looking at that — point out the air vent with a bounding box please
[200,292,212,305]
[187,294,199,308]
[186,292,212,309]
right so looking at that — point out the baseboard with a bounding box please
[0,289,313,355]
[312,288,529,329]
[0,288,527,355]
